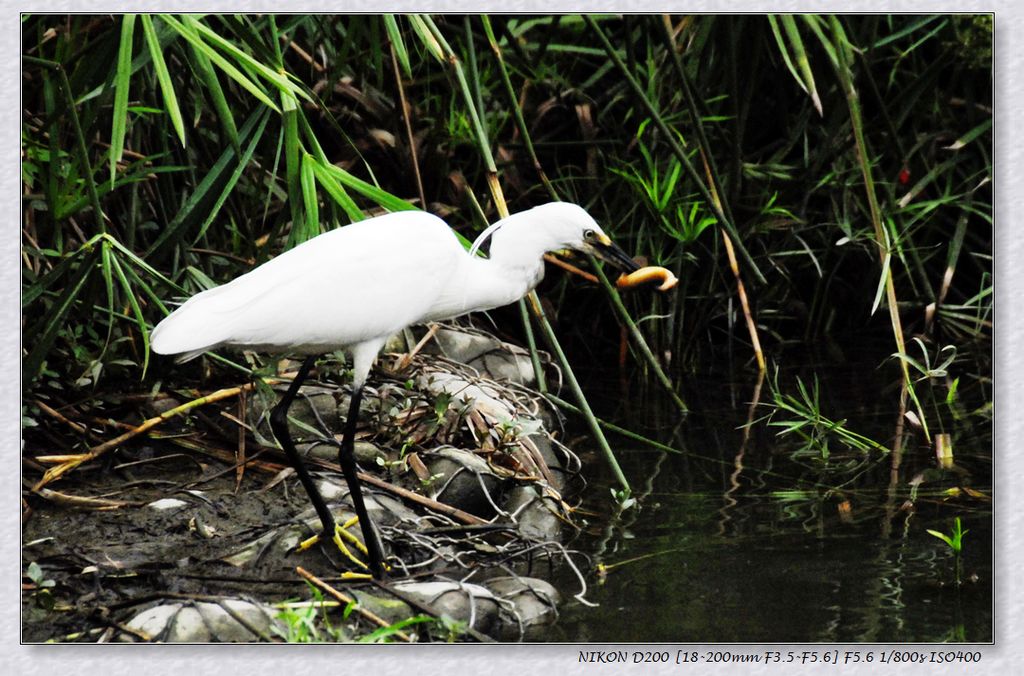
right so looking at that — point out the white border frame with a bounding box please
[8,3,1014,674]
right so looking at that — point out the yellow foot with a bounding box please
[295,516,371,572]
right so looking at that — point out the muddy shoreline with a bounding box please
[23,326,591,642]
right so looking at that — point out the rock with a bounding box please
[432,327,497,364]
[146,498,188,511]
[416,370,516,421]
[478,349,536,386]
[353,441,385,465]
[424,447,501,516]
[504,485,563,541]
[123,600,284,642]
[283,388,339,431]
[391,580,499,634]
[520,432,567,491]
[295,439,383,466]
[349,589,413,625]
[246,385,339,434]
[294,440,337,463]
[485,576,560,639]
[430,327,543,387]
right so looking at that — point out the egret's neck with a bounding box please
[463,253,545,311]
[422,250,545,322]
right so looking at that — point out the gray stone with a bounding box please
[247,385,339,434]
[416,370,516,421]
[504,485,563,541]
[123,600,284,642]
[287,389,340,431]
[425,447,501,516]
[429,327,542,387]
[433,327,498,364]
[479,350,536,386]
[520,433,567,491]
[391,580,499,633]
[349,589,413,625]
[485,576,560,639]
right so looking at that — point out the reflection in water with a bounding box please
[548,363,992,643]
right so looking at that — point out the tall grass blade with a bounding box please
[108,250,151,377]
[319,162,416,213]
[309,160,364,222]
[24,249,98,383]
[140,15,186,148]
[193,108,272,243]
[189,39,240,152]
[300,152,320,239]
[383,15,412,78]
[180,15,308,103]
[159,14,281,113]
[780,15,822,115]
[145,108,268,256]
[110,14,136,185]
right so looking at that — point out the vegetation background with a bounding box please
[22,14,990,462]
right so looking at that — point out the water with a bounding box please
[545,364,992,643]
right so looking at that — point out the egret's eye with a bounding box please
[584,229,597,241]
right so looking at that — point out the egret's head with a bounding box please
[471,202,641,273]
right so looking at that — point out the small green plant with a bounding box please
[357,615,437,643]
[25,562,56,611]
[764,371,888,459]
[273,584,345,642]
[611,486,636,510]
[892,337,958,382]
[927,516,968,585]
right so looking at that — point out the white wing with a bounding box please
[151,211,465,358]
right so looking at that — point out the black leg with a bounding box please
[268,356,337,541]
[338,386,386,579]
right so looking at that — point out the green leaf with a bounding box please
[282,99,305,246]
[945,118,992,151]
[110,14,136,185]
[158,14,281,113]
[108,250,150,377]
[23,249,99,383]
[180,15,308,103]
[192,107,272,244]
[189,39,240,152]
[146,108,270,257]
[99,240,117,353]
[871,252,890,316]
[300,153,320,240]
[140,15,186,148]
[926,529,954,548]
[781,15,822,116]
[383,15,412,78]
[407,14,445,63]
[309,160,363,222]
[321,162,417,214]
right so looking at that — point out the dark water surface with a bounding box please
[546,362,992,643]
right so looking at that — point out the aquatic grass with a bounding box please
[927,516,968,585]
[763,371,889,459]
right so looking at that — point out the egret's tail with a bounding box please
[151,294,228,362]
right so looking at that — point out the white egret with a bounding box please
[151,202,642,578]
